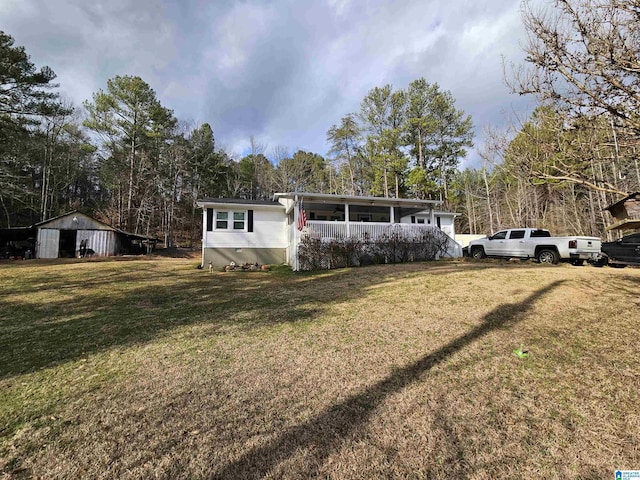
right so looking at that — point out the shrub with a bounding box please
[297,227,451,271]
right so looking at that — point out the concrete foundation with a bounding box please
[203,247,286,268]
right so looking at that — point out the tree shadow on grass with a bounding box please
[0,261,501,380]
[0,276,313,379]
[209,280,565,479]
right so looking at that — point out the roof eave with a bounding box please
[273,192,443,207]
[603,191,640,211]
[196,200,284,209]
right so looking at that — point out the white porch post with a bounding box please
[430,207,435,227]
[201,207,207,267]
[345,203,350,237]
[390,206,395,223]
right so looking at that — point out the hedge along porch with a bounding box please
[198,193,461,271]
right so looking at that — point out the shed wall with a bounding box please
[40,213,113,231]
[76,230,119,256]
[37,229,60,258]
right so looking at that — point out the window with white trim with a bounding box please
[233,211,245,230]
[216,211,228,229]
[214,210,247,231]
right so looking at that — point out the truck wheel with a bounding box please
[591,254,607,267]
[609,262,627,269]
[537,249,559,265]
[471,247,486,260]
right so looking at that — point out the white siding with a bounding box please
[37,229,59,258]
[400,213,433,225]
[203,207,287,249]
[400,211,456,239]
[436,215,456,239]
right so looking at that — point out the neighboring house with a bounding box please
[0,211,157,259]
[197,192,461,270]
[604,191,640,232]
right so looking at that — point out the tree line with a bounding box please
[0,29,474,245]
[1,0,639,245]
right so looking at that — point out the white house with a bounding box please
[197,192,461,270]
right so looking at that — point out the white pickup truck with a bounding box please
[467,228,602,265]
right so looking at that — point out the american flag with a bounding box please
[297,198,307,231]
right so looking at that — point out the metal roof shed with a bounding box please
[34,212,122,258]
[32,211,158,259]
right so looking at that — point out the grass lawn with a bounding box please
[1,257,639,479]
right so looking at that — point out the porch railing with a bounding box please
[303,221,348,239]
[303,221,451,241]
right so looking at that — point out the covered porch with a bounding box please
[274,192,459,269]
[286,193,452,238]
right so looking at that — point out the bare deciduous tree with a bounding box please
[508,0,640,134]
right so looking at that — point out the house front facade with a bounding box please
[198,192,461,270]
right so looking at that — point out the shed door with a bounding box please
[37,229,60,258]
[58,230,77,258]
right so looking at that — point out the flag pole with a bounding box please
[294,194,299,271]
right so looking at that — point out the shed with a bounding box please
[604,192,640,231]
[1,211,158,259]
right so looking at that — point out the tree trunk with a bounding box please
[464,178,475,234]
[0,194,11,228]
[383,162,389,198]
[417,128,423,169]
[127,113,137,228]
[482,165,494,234]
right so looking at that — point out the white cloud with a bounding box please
[211,3,276,83]
[1,0,542,167]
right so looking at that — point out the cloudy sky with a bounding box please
[2,0,540,167]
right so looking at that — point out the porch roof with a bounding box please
[273,192,442,208]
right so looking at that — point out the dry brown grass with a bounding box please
[1,258,639,479]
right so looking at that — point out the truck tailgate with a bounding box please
[570,237,601,252]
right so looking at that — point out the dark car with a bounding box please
[601,233,640,267]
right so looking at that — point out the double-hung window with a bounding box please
[216,211,229,229]
[207,208,252,232]
[232,212,245,230]
[214,210,246,231]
